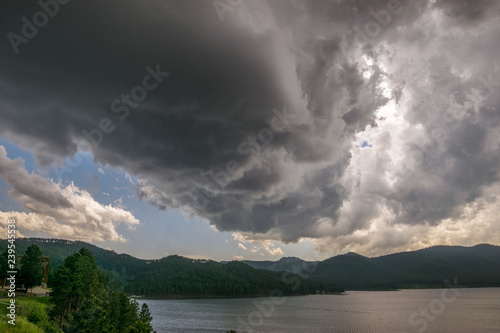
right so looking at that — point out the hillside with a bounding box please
[242,245,500,290]
[241,256,318,273]
[309,244,500,290]
[4,238,499,292]
[0,238,343,297]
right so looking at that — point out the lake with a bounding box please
[137,288,500,332]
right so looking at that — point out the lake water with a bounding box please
[138,288,500,333]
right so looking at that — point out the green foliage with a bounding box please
[19,244,44,291]
[69,294,112,333]
[125,259,342,297]
[129,303,155,333]
[0,297,59,333]
[50,248,103,326]
[49,247,155,332]
[138,303,153,329]
[0,249,8,287]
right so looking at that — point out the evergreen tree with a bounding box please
[19,244,44,292]
[0,249,8,288]
[129,303,155,333]
[115,292,139,332]
[50,265,73,328]
[68,293,111,333]
[50,248,102,328]
[138,303,153,326]
[51,248,154,332]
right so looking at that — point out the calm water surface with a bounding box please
[138,288,500,333]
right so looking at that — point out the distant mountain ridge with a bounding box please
[244,244,500,290]
[0,238,342,297]
[2,238,499,291]
[240,256,319,273]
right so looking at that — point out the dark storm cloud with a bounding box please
[432,0,498,23]
[1,0,499,251]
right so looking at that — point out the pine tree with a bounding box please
[19,244,44,292]
[50,248,102,328]
[50,248,153,332]
[139,303,153,329]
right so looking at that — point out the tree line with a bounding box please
[126,259,344,297]
[1,239,345,298]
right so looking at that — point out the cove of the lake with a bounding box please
[138,287,500,332]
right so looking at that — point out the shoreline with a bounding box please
[133,292,346,300]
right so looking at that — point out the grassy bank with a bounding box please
[0,296,58,333]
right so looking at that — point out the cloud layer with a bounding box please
[0,146,139,242]
[0,0,499,255]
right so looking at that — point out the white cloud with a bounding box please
[233,232,284,256]
[313,182,500,257]
[125,173,135,185]
[233,255,244,260]
[0,146,139,242]
[263,244,283,256]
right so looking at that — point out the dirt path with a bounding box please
[29,286,51,297]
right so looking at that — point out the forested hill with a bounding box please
[4,238,499,292]
[244,244,500,290]
[312,244,500,290]
[240,256,319,273]
[124,258,342,297]
[0,238,343,297]
[0,237,145,285]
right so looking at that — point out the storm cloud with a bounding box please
[0,0,499,255]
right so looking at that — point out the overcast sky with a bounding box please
[1,0,499,261]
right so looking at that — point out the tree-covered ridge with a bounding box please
[240,244,500,290]
[240,256,320,272]
[0,238,344,297]
[308,244,500,290]
[8,238,500,293]
[126,260,343,297]
[0,238,147,280]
